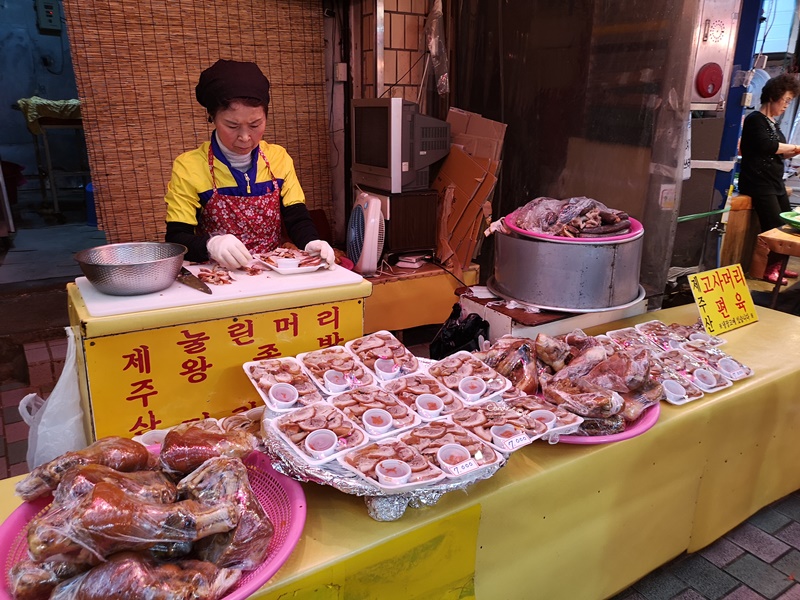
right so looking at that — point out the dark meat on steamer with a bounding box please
[178,457,274,571]
[48,552,241,600]
[512,196,630,238]
[15,436,156,501]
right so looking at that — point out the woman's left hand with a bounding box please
[305,240,336,269]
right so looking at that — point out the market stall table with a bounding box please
[750,225,800,308]
[2,304,799,599]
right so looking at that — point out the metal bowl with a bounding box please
[74,242,187,296]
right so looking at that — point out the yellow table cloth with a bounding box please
[2,304,799,600]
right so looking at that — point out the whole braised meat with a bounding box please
[512,196,631,238]
[15,437,156,502]
[473,336,538,394]
[178,457,275,571]
[54,464,177,506]
[48,552,241,600]
[159,421,259,476]
[8,559,89,600]
[27,481,239,563]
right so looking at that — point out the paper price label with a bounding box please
[448,458,480,476]
[502,433,532,451]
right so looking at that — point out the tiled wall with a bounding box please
[0,336,67,479]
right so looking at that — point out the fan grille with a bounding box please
[347,205,366,262]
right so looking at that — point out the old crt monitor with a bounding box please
[351,98,450,194]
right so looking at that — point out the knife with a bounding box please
[177,267,213,294]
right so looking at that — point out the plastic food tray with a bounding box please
[269,403,369,467]
[679,342,753,382]
[296,346,374,395]
[326,385,422,441]
[426,351,512,404]
[336,437,447,494]
[344,330,420,381]
[0,451,306,600]
[446,404,547,454]
[605,327,660,351]
[557,402,661,445]
[243,358,324,414]
[657,349,732,393]
[382,373,464,422]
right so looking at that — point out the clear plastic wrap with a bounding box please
[53,464,177,506]
[472,336,539,394]
[48,552,241,600]
[424,0,449,96]
[9,558,89,600]
[15,436,157,502]
[159,420,259,476]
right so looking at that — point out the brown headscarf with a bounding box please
[195,59,270,111]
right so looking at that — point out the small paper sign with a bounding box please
[688,264,758,335]
[448,458,480,476]
[501,433,532,451]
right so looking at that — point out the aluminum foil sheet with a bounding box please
[261,425,503,522]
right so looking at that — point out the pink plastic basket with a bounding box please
[504,211,644,243]
[557,402,661,445]
[0,450,306,600]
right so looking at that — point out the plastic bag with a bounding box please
[429,303,489,360]
[19,327,87,469]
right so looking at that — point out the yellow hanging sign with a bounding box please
[688,263,758,335]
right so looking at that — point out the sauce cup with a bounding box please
[458,376,487,402]
[374,358,400,380]
[304,429,339,459]
[268,382,299,409]
[375,459,412,485]
[528,409,557,429]
[662,379,688,403]
[693,368,717,389]
[689,332,712,342]
[436,443,471,474]
[717,357,746,380]
[362,408,394,435]
[414,394,444,419]
[275,257,301,269]
[324,369,350,393]
[490,424,519,447]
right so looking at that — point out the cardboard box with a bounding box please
[447,108,507,163]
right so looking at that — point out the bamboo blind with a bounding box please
[62,0,332,243]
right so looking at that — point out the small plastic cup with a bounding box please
[490,424,519,447]
[414,394,444,419]
[375,459,412,485]
[717,357,746,380]
[136,428,169,447]
[324,369,350,393]
[268,382,299,409]
[529,409,557,429]
[275,257,301,269]
[437,443,471,473]
[304,429,339,459]
[693,368,717,389]
[689,332,712,342]
[662,379,688,403]
[458,376,487,401]
[374,358,400,380]
[362,408,393,435]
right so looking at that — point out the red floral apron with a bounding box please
[198,145,281,254]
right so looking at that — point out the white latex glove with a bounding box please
[207,234,253,269]
[305,240,336,270]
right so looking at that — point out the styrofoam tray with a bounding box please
[425,351,512,404]
[679,341,753,382]
[336,437,447,494]
[326,385,422,440]
[295,346,375,395]
[446,404,547,454]
[345,330,420,381]
[656,349,732,393]
[243,358,325,414]
[382,373,464,421]
[269,403,369,467]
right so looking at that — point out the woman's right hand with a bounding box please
[207,234,252,269]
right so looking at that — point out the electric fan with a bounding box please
[347,191,385,277]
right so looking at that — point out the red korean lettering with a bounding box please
[122,345,151,374]
[318,332,345,348]
[735,292,747,311]
[228,320,255,346]
[253,343,281,360]
[317,306,340,329]
[179,356,213,383]
[714,297,730,319]
[732,266,745,285]
[719,269,733,289]
[700,272,722,294]
[177,329,210,354]
[275,312,299,337]
[129,410,163,435]
[126,379,159,408]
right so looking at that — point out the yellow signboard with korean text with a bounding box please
[83,300,363,439]
[688,264,758,335]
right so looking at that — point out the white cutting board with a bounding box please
[75,263,366,317]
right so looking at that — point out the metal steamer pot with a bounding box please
[490,219,644,312]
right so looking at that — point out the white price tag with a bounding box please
[448,458,480,476]
[502,433,532,451]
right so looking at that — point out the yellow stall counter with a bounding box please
[3,304,800,599]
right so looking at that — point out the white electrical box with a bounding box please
[35,0,62,33]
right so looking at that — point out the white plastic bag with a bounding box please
[19,327,88,469]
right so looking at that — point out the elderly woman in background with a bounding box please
[738,72,800,284]
[164,59,334,270]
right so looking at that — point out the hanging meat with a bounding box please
[159,421,259,476]
[178,457,275,570]
[48,552,241,600]
[54,464,178,506]
[27,481,239,563]
[15,436,156,502]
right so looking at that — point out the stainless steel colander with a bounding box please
[74,242,187,296]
